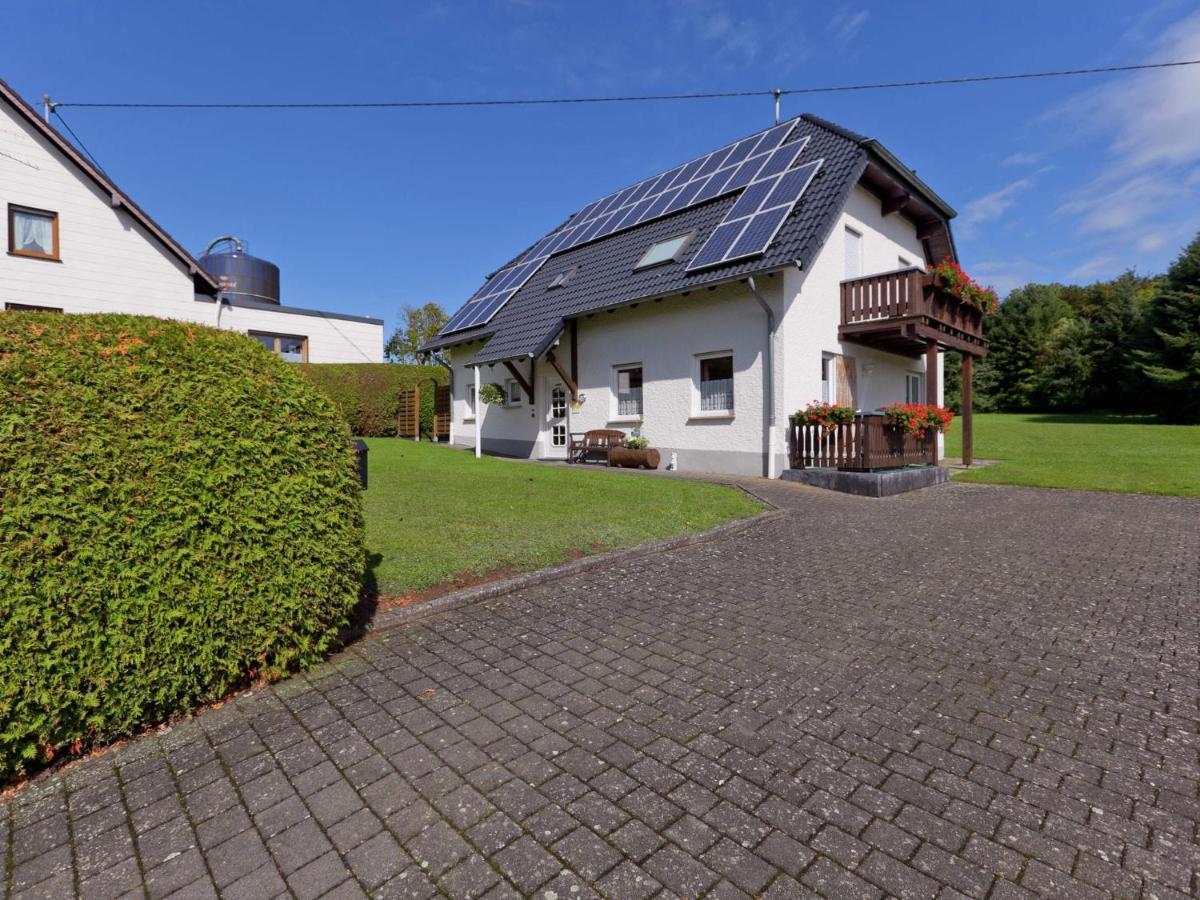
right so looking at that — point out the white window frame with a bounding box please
[844,225,863,280]
[692,350,734,419]
[905,372,924,404]
[505,379,522,407]
[821,353,836,404]
[611,363,644,422]
[634,230,697,270]
[465,383,476,421]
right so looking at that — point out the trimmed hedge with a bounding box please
[296,363,448,437]
[0,314,364,778]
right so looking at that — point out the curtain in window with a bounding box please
[15,211,52,254]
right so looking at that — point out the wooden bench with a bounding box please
[568,429,626,465]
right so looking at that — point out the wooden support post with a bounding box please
[569,319,579,388]
[926,340,940,465]
[546,351,579,402]
[503,360,534,405]
[961,353,974,467]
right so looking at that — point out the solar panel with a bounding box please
[686,158,822,272]
[438,120,816,336]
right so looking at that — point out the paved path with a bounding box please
[4,482,1198,899]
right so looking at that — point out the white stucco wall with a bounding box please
[781,186,937,407]
[0,100,383,363]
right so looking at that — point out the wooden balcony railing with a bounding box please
[840,268,987,356]
[788,414,936,471]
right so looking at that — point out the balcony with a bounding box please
[839,268,987,358]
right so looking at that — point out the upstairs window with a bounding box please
[8,205,59,260]
[635,231,695,270]
[614,364,643,418]
[844,226,862,279]
[251,332,307,362]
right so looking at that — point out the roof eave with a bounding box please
[0,78,221,295]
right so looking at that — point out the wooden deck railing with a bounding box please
[788,414,936,471]
[841,268,985,343]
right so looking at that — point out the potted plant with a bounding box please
[793,402,856,434]
[927,258,999,316]
[478,383,506,406]
[609,427,661,469]
[880,402,954,438]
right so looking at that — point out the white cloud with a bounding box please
[1002,151,1043,167]
[1053,11,1200,239]
[827,8,869,47]
[959,178,1033,236]
[1137,233,1169,253]
[670,0,761,65]
[1067,256,1117,281]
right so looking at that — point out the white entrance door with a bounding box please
[543,379,569,459]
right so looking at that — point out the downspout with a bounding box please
[745,276,777,479]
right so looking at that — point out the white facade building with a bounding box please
[0,78,383,362]
[426,114,984,477]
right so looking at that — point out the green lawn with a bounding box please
[363,439,763,598]
[944,412,1200,497]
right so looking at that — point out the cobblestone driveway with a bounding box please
[4,482,1199,899]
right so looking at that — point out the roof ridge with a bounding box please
[799,113,872,145]
[0,77,219,295]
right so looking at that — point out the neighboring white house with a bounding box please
[0,78,383,362]
[423,113,986,478]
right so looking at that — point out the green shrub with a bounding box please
[0,314,364,779]
[296,363,448,437]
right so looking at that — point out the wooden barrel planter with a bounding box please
[608,447,661,469]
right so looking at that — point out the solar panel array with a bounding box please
[440,119,818,336]
[686,157,823,271]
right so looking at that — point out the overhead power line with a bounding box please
[51,108,108,175]
[52,59,1200,111]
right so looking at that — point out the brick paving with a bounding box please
[3,481,1199,899]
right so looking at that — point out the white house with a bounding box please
[423,114,986,477]
[0,78,383,362]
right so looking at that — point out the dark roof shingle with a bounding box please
[425,114,941,364]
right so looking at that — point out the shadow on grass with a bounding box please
[1020,412,1164,426]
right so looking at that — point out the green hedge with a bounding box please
[0,314,364,778]
[296,363,448,437]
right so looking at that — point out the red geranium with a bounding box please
[881,402,954,437]
[928,258,999,316]
[793,402,856,434]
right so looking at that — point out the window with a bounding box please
[821,354,835,403]
[5,302,62,313]
[634,231,695,270]
[466,384,476,418]
[8,205,59,260]
[843,226,862,279]
[506,379,522,406]
[696,352,734,415]
[548,267,577,289]
[251,332,307,362]
[906,373,924,404]
[613,364,643,418]
[552,424,567,447]
[550,385,567,418]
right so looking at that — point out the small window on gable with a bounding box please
[844,226,862,279]
[548,267,577,289]
[634,231,695,270]
[8,205,59,260]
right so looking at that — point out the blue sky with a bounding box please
[4,1,1199,337]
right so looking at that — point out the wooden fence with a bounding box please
[788,414,935,471]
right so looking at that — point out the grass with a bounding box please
[363,439,763,597]
[943,412,1200,497]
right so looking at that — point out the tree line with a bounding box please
[946,231,1200,423]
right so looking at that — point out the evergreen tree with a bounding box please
[1137,233,1200,423]
[977,283,1072,410]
